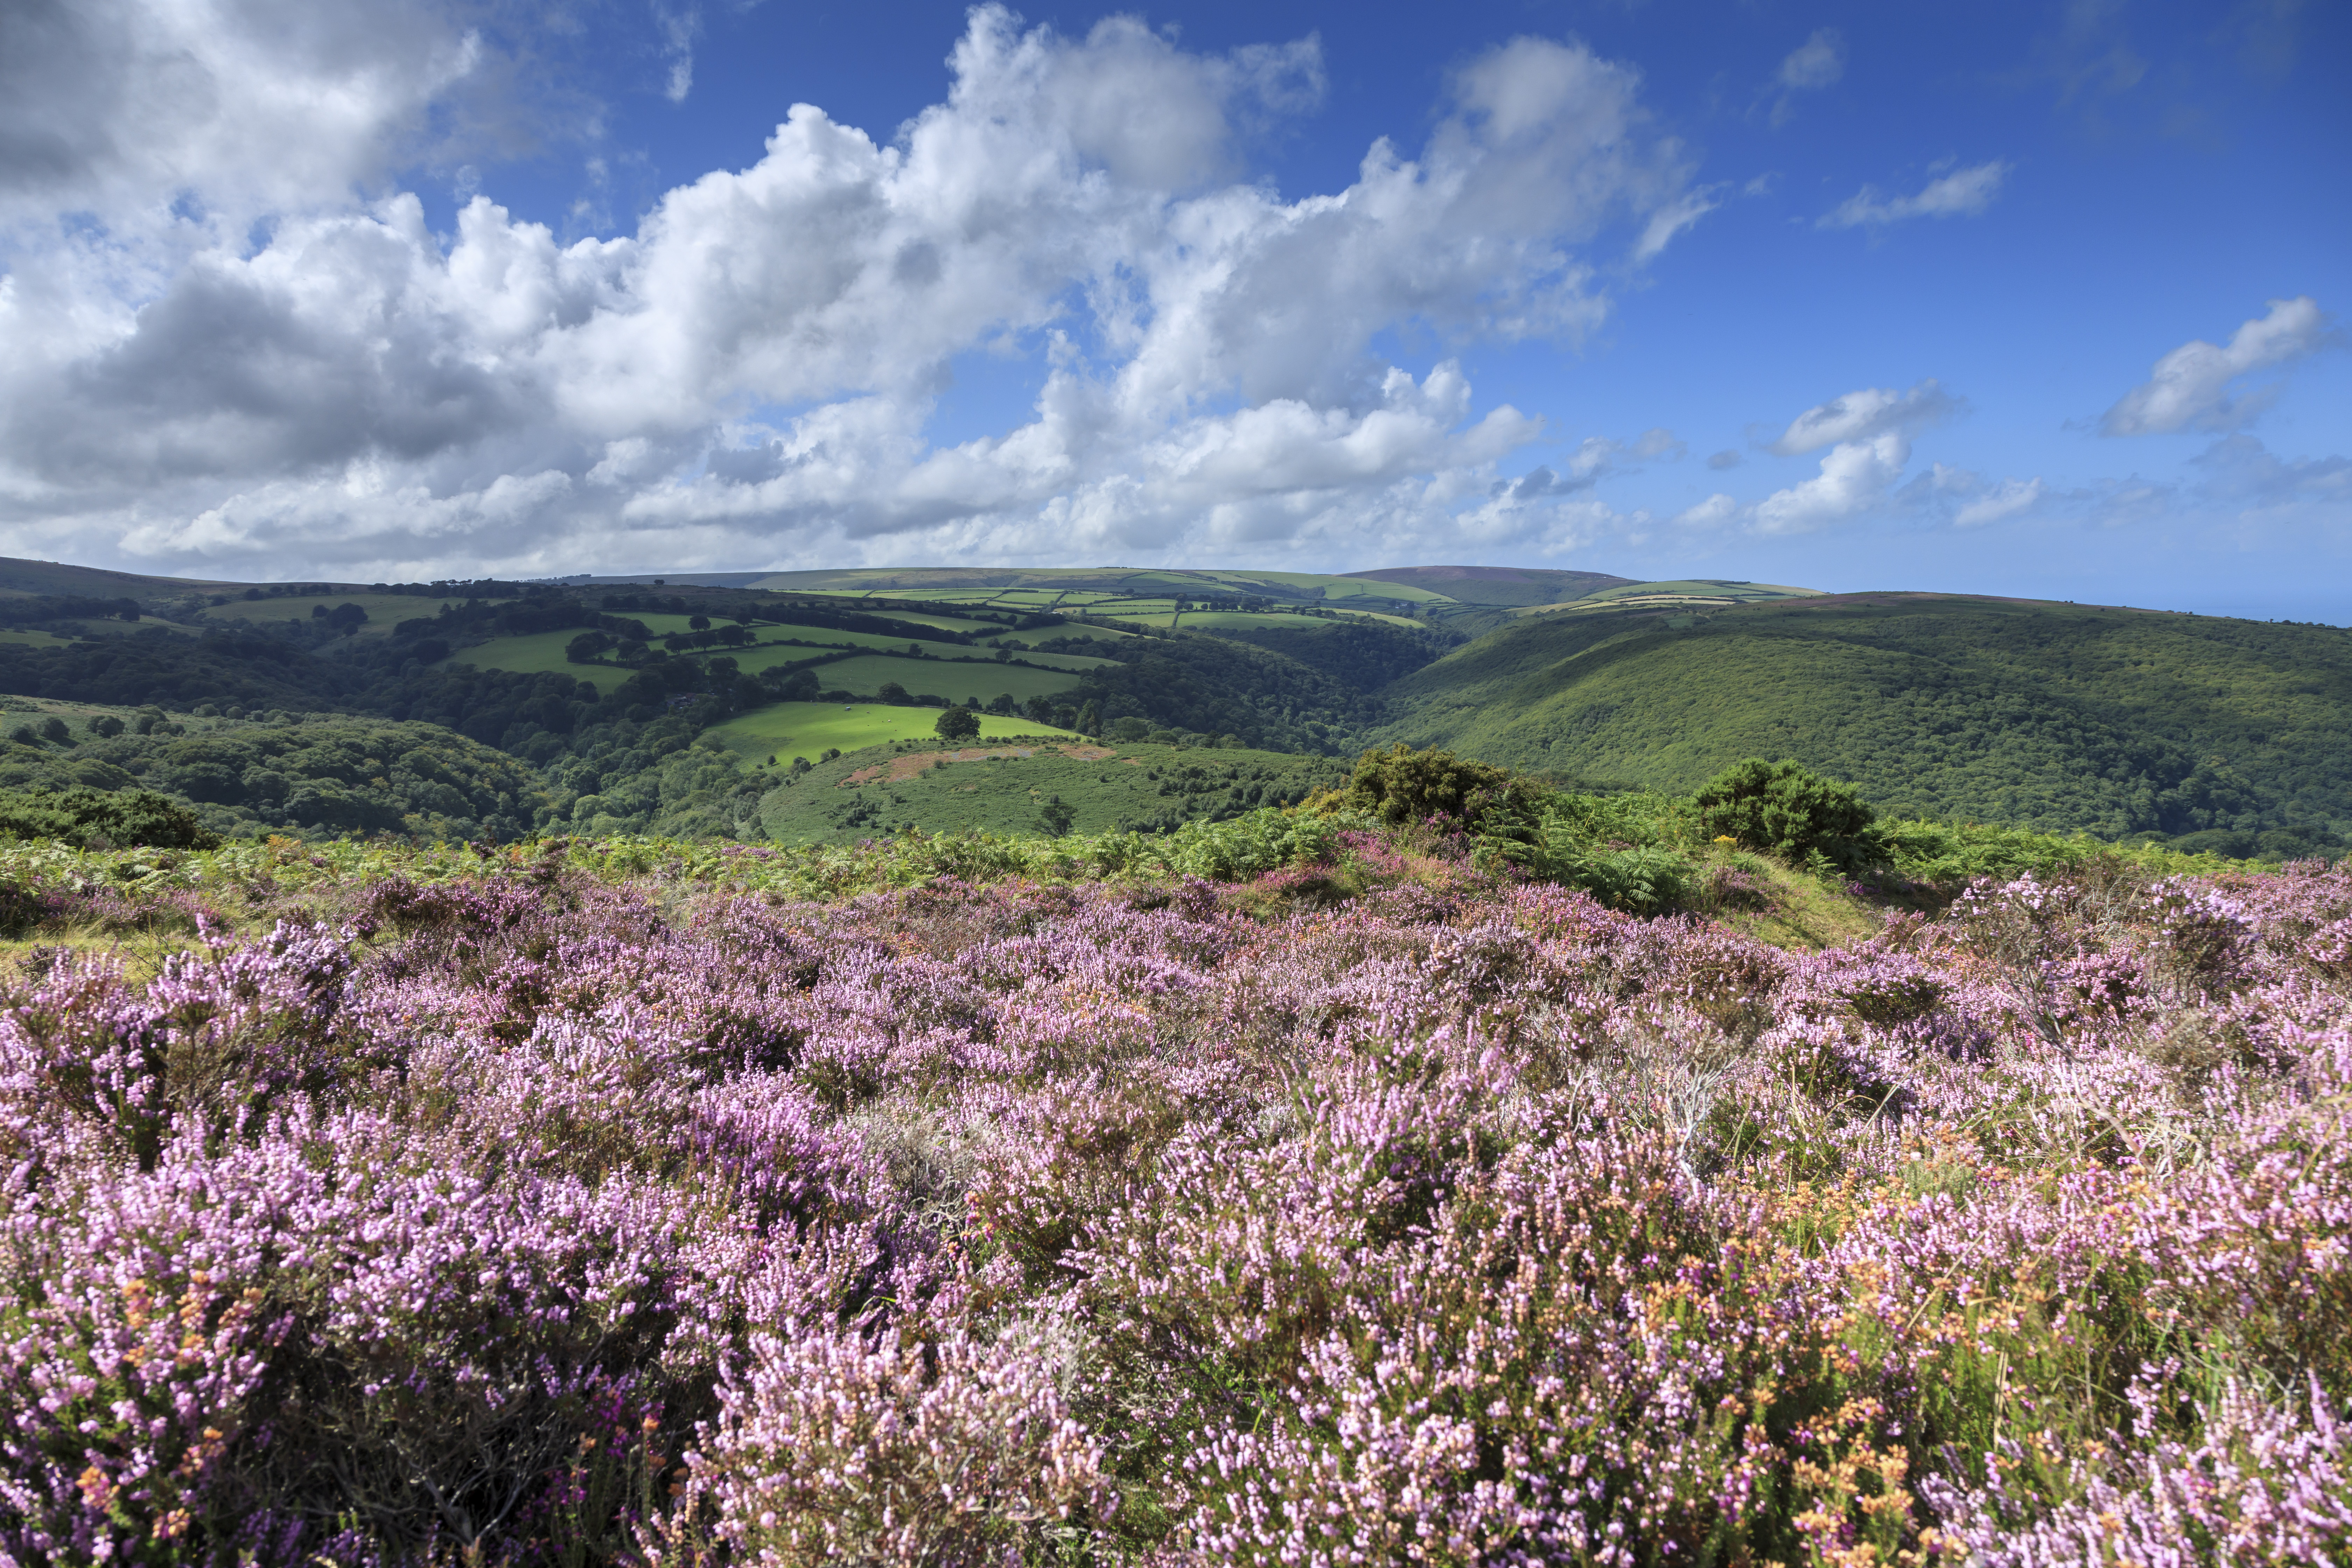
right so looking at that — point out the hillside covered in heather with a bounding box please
[1,810,2346,1563]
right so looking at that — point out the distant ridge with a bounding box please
[0,556,250,598]
[1342,564,1639,606]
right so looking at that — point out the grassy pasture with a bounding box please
[435,631,623,692]
[754,739,1334,844]
[1226,570,1454,602]
[199,594,514,636]
[812,654,1085,703]
[992,623,1139,650]
[837,609,1004,635]
[705,703,1076,764]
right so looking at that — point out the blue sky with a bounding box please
[0,1,2343,616]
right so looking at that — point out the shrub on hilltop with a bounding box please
[0,785,216,849]
[1693,754,1883,871]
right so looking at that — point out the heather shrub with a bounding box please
[0,830,2344,1564]
[684,1322,1113,1565]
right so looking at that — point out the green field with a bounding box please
[757,623,979,657]
[200,594,515,637]
[811,654,1086,703]
[1172,609,1425,634]
[842,609,1003,635]
[755,740,1350,844]
[990,623,1139,650]
[1552,580,1825,609]
[0,628,76,649]
[1219,570,1453,603]
[436,630,624,692]
[706,704,1076,765]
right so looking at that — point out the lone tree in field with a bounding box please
[934,707,981,742]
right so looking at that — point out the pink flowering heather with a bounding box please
[0,843,2345,1564]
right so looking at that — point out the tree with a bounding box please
[877,681,911,704]
[1038,795,1076,836]
[1691,757,1880,872]
[760,666,821,704]
[566,632,612,664]
[934,707,981,742]
[689,614,712,631]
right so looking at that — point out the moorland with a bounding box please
[0,554,2346,1564]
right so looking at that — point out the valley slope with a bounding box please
[1376,592,2352,847]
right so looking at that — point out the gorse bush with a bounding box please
[0,785,217,850]
[0,826,2346,1564]
[1694,756,1881,871]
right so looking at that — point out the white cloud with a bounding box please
[0,7,1707,577]
[651,3,702,104]
[1754,429,1912,534]
[1768,380,1955,455]
[1633,187,1718,261]
[1819,160,2010,229]
[1705,380,1966,535]
[2100,296,2331,436]
[1953,475,2045,527]
[1778,29,1847,91]
[0,0,538,236]
[1767,29,1845,127]
[1672,492,1737,528]
[2191,434,2352,510]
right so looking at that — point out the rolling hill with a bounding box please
[0,554,2343,857]
[1374,592,2352,845]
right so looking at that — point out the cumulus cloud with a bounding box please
[0,0,542,234]
[1754,430,1912,534]
[1819,160,2009,229]
[0,6,1706,577]
[1695,380,1967,536]
[1767,380,1956,456]
[1487,427,1681,504]
[2099,296,2331,436]
[1706,449,1741,470]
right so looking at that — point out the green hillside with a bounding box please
[1341,564,1637,605]
[756,740,1349,844]
[1376,593,2352,845]
[706,703,1077,765]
